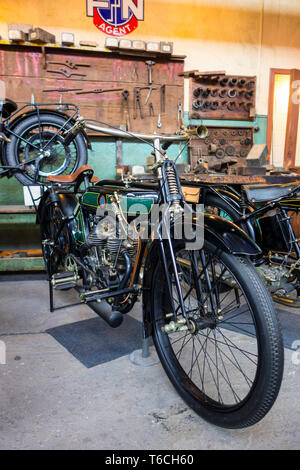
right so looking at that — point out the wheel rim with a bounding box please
[24,131,71,176]
[16,122,79,183]
[154,247,261,410]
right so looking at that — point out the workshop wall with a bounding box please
[1,0,300,116]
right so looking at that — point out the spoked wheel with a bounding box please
[40,202,71,277]
[6,113,87,185]
[151,240,284,428]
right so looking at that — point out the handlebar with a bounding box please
[83,121,188,143]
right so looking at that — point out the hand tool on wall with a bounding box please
[132,63,139,81]
[193,99,204,110]
[149,102,154,116]
[219,89,227,98]
[76,87,124,95]
[177,101,183,127]
[145,85,157,105]
[133,87,143,120]
[157,114,162,129]
[43,88,83,93]
[144,60,156,104]
[47,59,91,70]
[145,60,155,85]
[160,85,166,113]
[238,79,246,88]
[121,90,130,130]
[47,68,87,78]
[202,89,211,98]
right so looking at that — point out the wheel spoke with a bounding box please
[194,333,242,403]
[156,245,265,408]
[16,121,79,184]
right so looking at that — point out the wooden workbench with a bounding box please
[180,173,300,186]
[180,172,300,237]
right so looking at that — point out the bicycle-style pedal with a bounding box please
[51,271,79,290]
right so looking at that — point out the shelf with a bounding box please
[0,249,44,272]
[0,205,37,224]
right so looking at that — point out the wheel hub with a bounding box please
[190,315,218,332]
[162,314,219,334]
[24,131,71,176]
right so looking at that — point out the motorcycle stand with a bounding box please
[48,279,82,313]
[129,334,159,367]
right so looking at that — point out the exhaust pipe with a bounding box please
[88,299,123,328]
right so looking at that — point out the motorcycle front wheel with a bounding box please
[151,240,284,429]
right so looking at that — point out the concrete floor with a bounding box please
[0,277,299,450]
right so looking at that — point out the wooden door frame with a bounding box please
[266,68,291,166]
[284,69,300,169]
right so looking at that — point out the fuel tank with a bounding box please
[81,182,159,220]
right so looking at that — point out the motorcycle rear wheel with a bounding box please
[6,113,87,186]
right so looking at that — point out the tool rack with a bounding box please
[188,71,256,121]
[0,41,185,135]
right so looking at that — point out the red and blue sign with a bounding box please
[98,195,106,208]
[87,1,144,36]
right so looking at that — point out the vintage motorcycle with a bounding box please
[37,118,284,429]
[0,98,88,185]
[201,181,300,307]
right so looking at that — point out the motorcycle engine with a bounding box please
[82,215,138,288]
[256,263,291,293]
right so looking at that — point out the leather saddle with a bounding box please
[46,165,99,185]
[242,183,299,203]
[0,98,18,118]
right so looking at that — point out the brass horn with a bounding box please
[181,125,208,139]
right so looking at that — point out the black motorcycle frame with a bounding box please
[40,177,260,349]
[197,181,300,305]
[200,182,300,257]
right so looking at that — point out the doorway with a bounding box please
[267,68,300,170]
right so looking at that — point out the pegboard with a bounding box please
[189,74,256,121]
[0,44,185,135]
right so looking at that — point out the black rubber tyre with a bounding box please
[151,240,284,428]
[6,113,87,185]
